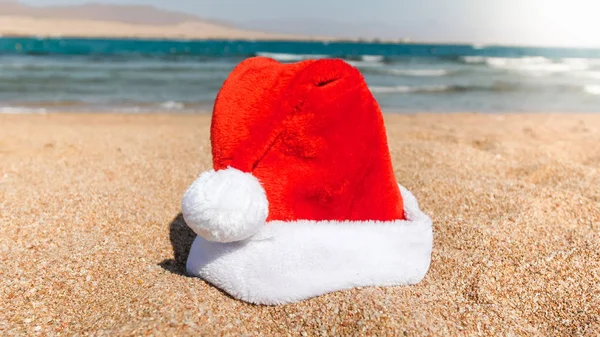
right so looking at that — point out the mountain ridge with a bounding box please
[0,2,231,26]
[0,2,328,40]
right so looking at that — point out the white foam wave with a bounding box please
[576,71,600,79]
[463,56,553,67]
[462,56,488,64]
[361,55,384,63]
[256,52,328,62]
[562,58,600,67]
[487,56,551,66]
[462,56,593,74]
[490,57,586,73]
[346,60,384,68]
[369,85,450,94]
[114,107,143,113]
[160,101,185,110]
[0,63,27,70]
[0,107,48,114]
[583,85,600,95]
[385,68,449,77]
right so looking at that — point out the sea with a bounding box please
[1,37,600,114]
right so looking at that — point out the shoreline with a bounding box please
[0,31,419,45]
[3,32,600,50]
[3,110,600,116]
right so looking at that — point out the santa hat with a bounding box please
[182,56,433,305]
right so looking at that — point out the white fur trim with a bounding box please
[181,167,269,243]
[186,184,433,305]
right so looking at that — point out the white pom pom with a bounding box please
[181,167,269,243]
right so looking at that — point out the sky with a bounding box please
[20,0,600,47]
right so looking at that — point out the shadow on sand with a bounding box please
[157,213,244,302]
[158,213,196,276]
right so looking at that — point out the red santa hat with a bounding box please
[182,56,433,305]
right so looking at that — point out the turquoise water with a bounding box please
[1,37,600,113]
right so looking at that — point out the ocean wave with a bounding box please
[255,52,386,65]
[369,85,452,94]
[160,101,185,110]
[461,56,594,74]
[0,107,48,114]
[461,56,489,64]
[575,71,600,79]
[384,68,449,77]
[489,58,587,73]
[562,58,600,68]
[370,82,600,96]
[0,63,27,70]
[0,60,235,72]
[112,107,144,113]
[369,82,525,94]
[583,85,600,95]
[255,52,329,62]
[463,56,553,66]
[361,55,385,63]
[346,60,385,68]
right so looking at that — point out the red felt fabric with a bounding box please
[211,56,405,222]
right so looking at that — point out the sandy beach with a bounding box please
[1,112,599,336]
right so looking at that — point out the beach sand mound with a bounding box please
[1,113,599,336]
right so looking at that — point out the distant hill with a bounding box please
[239,19,410,41]
[0,2,230,26]
[0,2,324,40]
